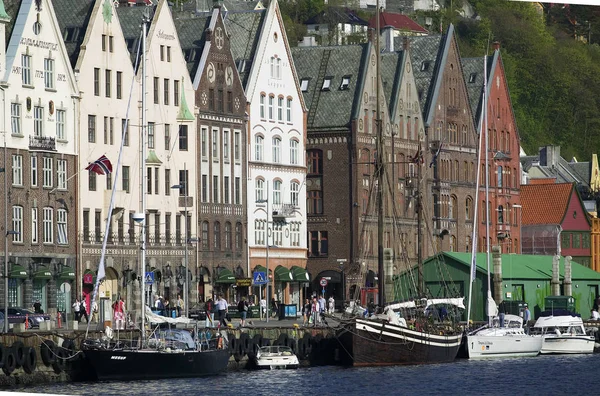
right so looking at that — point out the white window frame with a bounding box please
[259,94,265,119]
[57,159,67,190]
[223,129,230,161]
[300,79,309,92]
[12,206,23,243]
[268,96,274,121]
[290,139,299,165]
[31,208,38,244]
[43,157,53,188]
[234,131,241,162]
[291,181,300,207]
[256,178,264,202]
[11,103,21,135]
[212,128,219,159]
[21,54,31,85]
[286,98,292,123]
[272,137,281,163]
[34,106,44,137]
[273,180,282,205]
[255,135,263,161]
[43,207,53,244]
[201,127,208,159]
[57,209,68,245]
[277,97,283,121]
[56,109,66,140]
[30,156,38,187]
[12,155,23,186]
[44,58,55,89]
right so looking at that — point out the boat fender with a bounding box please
[229,336,238,356]
[312,334,323,355]
[41,340,56,366]
[260,338,271,347]
[276,333,289,347]
[11,341,25,368]
[23,347,37,374]
[62,339,76,354]
[0,344,5,369]
[240,333,250,355]
[287,337,298,355]
[236,338,245,359]
[2,350,16,376]
[252,334,263,348]
[51,348,67,374]
[298,337,308,359]
[302,334,312,356]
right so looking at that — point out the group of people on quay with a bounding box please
[303,295,335,327]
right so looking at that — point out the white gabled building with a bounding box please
[0,0,79,313]
[243,0,308,307]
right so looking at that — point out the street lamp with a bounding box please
[256,181,270,322]
[171,162,189,317]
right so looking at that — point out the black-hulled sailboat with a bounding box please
[81,9,229,381]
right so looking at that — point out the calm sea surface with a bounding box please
[10,354,600,396]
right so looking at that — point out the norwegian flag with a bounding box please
[85,155,113,175]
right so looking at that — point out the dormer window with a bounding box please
[469,73,477,83]
[322,77,332,91]
[300,78,309,92]
[421,61,430,71]
[340,75,351,90]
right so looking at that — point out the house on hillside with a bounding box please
[521,181,591,268]
[304,8,369,46]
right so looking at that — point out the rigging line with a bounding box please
[85,27,144,339]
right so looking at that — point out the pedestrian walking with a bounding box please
[311,297,319,327]
[238,297,249,327]
[328,296,335,314]
[260,298,266,319]
[72,298,81,322]
[176,295,184,317]
[271,297,278,318]
[303,299,311,326]
[318,295,326,323]
[216,294,228,328]
[80,298,89,323]
[113,296,125,330]
[92,300,99,323]
[205,298,215,328]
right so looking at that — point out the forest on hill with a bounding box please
[277,0,600,162]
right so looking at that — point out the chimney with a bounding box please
[551,255,560,296]
[493,41,500,51]
[383,26,394,53]
[492,246,503,303]
[564,256,572,296]
[403,36,410,51]
[539,145,560,168]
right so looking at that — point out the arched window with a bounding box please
[289,139,299,165]
[465,196,473,221]
[497,205,504,224]
[213,222,221,250]
[272,137,281,163]
[201,221,209,249]
[466,236,472,252]
[259,94,265,119]
[450,235,456,252]
[450,195,457,219]
[255,135,263,161]
[224,222,232,250]
[235,222,242,250]
[290,181,300,207]
[273,180,282,205]
[497,165,503,187]
[255,178,264,202]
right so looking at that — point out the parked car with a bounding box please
[1,308,50,328]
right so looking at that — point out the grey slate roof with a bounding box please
[292,44,368,131]
[461,55,494,130]
[381,50,403,116]
[52,0,95,67]
[116,4,157,66]
[3,0,23,46]
[173,15,210,76]
[224,10,265,88]
[395,34,443,114]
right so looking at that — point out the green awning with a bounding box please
[33,265,53,280]
[291,266,310,282]
[253,265,267,274]
[58,266,76,281]
[10,265,28,279]
[274,265,293,282]
[177,77,195,121]
[146,150,162,165]
[215,268,236,284]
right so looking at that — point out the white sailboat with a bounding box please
[464,53,542,359]
[533,314,595,354]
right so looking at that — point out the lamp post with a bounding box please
[2,133,8,333]
[256,181,270,322]
[171,163,189,317]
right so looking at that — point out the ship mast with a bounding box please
[139,11,149,338]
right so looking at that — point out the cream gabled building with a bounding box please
[55,0,198,314]
[0,0,79,314]
[238,0,308,306]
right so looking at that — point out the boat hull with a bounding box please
[466,334,542,358]
[339,319,462,366]
[83,348,230,381]
[540,336,595,354]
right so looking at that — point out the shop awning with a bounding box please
[83,269,96,285]
[274,265,293,282]
[58,266,76,281]
[10,265,28,279]
[291,266,310,282]
[33,265,53,280]
[215,268,236,284]
[253,265,267,274]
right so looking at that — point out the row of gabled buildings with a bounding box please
[2,0,573,316]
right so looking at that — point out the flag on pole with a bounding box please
[429,142,443,168]
[85,155,113,175]
[410,143,423,164]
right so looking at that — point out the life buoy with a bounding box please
[2,350,16,376]
[0,344,5,369]
[11,341,25,368]
[41,340,56,366]
[23,347,37,374]
[51,348,67,374]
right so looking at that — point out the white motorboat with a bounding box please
[253,346,299,370]
[466,315,543,359]
[533,314,595,354]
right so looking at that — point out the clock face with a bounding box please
[207,62,215,83]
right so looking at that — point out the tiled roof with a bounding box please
[224,10,265,88]
[369,12,428,34]
[52,0,95,67]
[460,55,493,129]
[394,34,443,113]
[520,183,574,225]
[115,3,157,66]
[441,252,600,280]
[381,50,404,116]
[292,44,368,131]
[173,15,210,77]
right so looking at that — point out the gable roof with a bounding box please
[115,2,157,66]
[521,182,574,225]
[369,12,427,34]
[380,50,404,118]
[224,9,265,88]
[460,55,495,131]
[292,43,368,131]
[440,252,600,281]
[52,0,96,67]
[173,15,209,77]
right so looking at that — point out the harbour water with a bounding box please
[13,354,600,395]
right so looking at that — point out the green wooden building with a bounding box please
[393,252,600,321]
